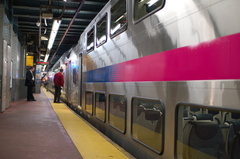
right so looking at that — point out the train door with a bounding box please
[78,53,83,108]
[61,59,68,101]
[66,60,71,103]
[67,53,79,108]
[1,40,10,112]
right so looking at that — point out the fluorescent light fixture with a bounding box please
[41,36,48,41]
[44,53,50,62]
[44,18,48,26]
[47,19,61,50]
[44,28,47,34]
[43,65,47,71]
[36,21,40,27]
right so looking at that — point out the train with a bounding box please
[46,0,240,158]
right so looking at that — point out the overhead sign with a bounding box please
[26,56,34,66]
[37,62,49,65]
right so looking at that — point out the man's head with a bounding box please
[60,68,63,72]
[30,67,35,71]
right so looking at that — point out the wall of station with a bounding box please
[0,1,26,112]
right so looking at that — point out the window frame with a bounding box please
[110,0,127,38]
[133,0,166,24]
[175,102,240,159]
[95,91,106,122]
[108,93,127,134]
[131,96,165,154]
[96,14,108,47]
[86,27,95,53]
[85,91,94,115]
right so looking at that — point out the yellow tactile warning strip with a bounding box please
[42,88,134,159]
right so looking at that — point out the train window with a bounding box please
[96,14,107,47]
[72,68,77,85]
[86,28,94,52]
[110,0,127,38]
[95,92,106,122]
[132,97,164,154]
[176,104,240,159]
[134,0,165,22]
[109,94,127,133]
[85,91,93,114]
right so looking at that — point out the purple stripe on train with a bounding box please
[86,33,240,83]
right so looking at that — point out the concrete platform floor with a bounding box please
[0,92,82,159]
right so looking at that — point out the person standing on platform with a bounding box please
[53,68,64,103]
[25,67,36,101]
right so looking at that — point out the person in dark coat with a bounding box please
[53,68,64,103]
[25,67,36,101]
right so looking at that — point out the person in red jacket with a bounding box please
[53,68,64,103]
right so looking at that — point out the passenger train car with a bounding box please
[47,0,240,158]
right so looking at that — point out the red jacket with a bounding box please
[54,72,64,87]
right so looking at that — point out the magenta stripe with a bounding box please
[112,33,240,82]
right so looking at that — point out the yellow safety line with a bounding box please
[42,88,133,159]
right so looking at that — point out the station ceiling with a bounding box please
[11,0,109,69]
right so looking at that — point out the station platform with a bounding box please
[0,88,134,159]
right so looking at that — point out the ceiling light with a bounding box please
[44,28,47,34]
[40,47,47,51]
[36,21,40,27]
[41,36,48,41]
[44,53,50,62]
[43,65,47,71]
[47,19,61,50]
[42,13,53,19]
[44,18,48,26]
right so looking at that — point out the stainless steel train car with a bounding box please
[48,0,240,158]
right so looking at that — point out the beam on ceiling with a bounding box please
[19,25,39,29]
[17,21,87,29]
[47,0,86,70]
[13,14,39,18]
[13,5,100,14]
[13,14,92,22]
